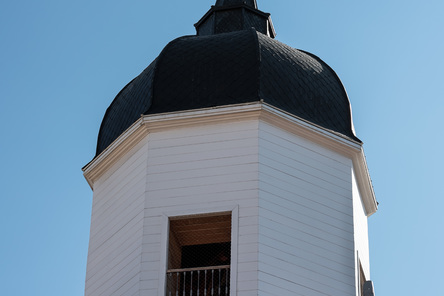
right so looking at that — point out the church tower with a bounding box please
[83,1,377,295]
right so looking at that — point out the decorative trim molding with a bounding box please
[258,103,377,216]
[83,102,377,215]
[82,119,148,188]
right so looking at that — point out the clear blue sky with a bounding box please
[1,0,443,295]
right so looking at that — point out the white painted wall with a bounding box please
[85,112,373,296]
[140,119,261,296]
[257,121,357,296]
[85,138,148,296]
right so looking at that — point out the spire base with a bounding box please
[195,2,275,38]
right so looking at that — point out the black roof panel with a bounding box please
[95,0,360,156]
[96,29,359,156]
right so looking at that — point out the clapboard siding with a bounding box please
[259,219,353,265]
[85,114,371,295]
[260,156,351,201]
[259,140,352,188]
[90,169,145,222]
[258,272,330,296]
[260,198,353,242]
[258,255,354,294]
[260,177,352,218]
[87,191,144,255]
[260,163,352,209]
[258,121,356,295]
[260,128,350,174]
[140,119,261,295]
[259,208,353,256]
[259,241,353,280]
[86,213,143,282]
[260,185,353,230]
[85,139,148,296]
[88,152,147,233]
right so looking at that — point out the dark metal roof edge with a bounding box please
[95,76,138,155]
[144,34,198,116]
[253,30,263,102]
[299,49,362,143]
[261,102,363,145]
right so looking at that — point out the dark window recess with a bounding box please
[181,242,231,268]
[166,214,231,295]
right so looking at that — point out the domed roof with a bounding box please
[96,1,360,156]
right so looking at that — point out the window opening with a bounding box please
[166,213,231,296]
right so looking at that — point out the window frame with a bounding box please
[158,205,239,296]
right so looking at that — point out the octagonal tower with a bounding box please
[83,1,377,295]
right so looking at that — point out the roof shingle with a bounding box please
[96,29,359,156]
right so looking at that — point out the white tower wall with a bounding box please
[85,138,148,296]
[258,121,356,295]
[83,104,376,296]
[140,119,261,296]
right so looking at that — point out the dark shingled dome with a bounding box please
[96,1,360,156]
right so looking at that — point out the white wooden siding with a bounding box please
[258,121,356,296]
[85,138,148,296]
[85,115,371,296]
[140,120,261,296]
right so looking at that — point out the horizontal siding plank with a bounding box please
[88,209,144,256]
[258,276,324,296]
[259,169,353,211]
[258,258,354,295]
[88,233,143,280]
[148,154,258,174]
[147,122,258,146]
[149,119,258,138]
[97,263,141,296]
[258,220,354,264]
[259,183,353,224]
[258,272,350,296]
[147,171,258,192]
[259,145,352,189]
[259,198,353,240]
[259,241,354,281]
[258,134,351,176]
[147,163,258,183]
[260,156,351,199]
[259,121,351,167]
[89,196,144,242]
[87,254,141,296]
[146,184,258,204]
[259,207,354,247]
[148,136,258,160]
[91,167,146,223]
[87,245,142,290]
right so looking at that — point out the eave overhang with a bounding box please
[83,102,377,216]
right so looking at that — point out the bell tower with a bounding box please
[83,1,377,295]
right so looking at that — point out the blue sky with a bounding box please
[1,0,443,295]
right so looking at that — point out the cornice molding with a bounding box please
[352,149,378,216]
[83,102,377,215]
[82,119,148,189]
[258,103,377,216]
